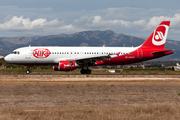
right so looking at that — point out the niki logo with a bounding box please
[33,48,50,59]
[152,25,168,46]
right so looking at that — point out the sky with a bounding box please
[0,0,180,40]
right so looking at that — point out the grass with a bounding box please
[1,67,180,75]
[0,79,180,120]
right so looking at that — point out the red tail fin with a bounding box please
[141,21,170,49]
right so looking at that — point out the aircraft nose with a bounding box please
[4,55,11,63]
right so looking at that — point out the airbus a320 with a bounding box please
[4,21,173,74]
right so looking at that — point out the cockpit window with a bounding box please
[11,51,20,54]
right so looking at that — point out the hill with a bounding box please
[0,30,179,60]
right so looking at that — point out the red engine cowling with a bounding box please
[53,61,76,71]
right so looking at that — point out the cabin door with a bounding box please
[25,48,31,59]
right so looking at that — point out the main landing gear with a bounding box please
[80,68,91,74]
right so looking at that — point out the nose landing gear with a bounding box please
[26,66,30,74]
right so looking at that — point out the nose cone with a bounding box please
[4,55,11,63]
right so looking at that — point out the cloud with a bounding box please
[0,6,180,40]
[73,15,147,31]
[93,16,102,23]
[146,13,180,30]
[0,14,147,37]
[132,19,146,26]
[0,16,59,30]
[0,16,75,35]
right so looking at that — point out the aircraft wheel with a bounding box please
[86,69,91,74]
[26,66,30,74]
[80,69,86,74]
[26,70,30,74]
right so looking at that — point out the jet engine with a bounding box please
[53,61,76,71]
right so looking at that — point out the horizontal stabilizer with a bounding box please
[151,50,174,54]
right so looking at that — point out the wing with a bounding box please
[53,53,119,65]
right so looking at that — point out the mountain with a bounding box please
[0,30,179,60]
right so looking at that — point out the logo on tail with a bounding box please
[155,31,164,41]
[152,25,169,46]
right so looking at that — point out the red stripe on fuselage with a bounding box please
[94,48,173,65]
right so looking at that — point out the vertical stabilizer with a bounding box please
[141,21,170,49]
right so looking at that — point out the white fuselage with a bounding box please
[5,46,139,65]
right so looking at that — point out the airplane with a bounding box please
[4,21,173,74]
[177,63,180,69]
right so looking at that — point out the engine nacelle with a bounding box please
[53,61,76,71]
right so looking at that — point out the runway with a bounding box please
[1,74,180,82]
